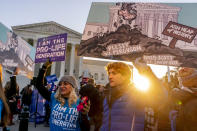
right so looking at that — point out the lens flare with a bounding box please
[133,74,150,92]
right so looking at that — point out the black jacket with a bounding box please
[79,84,103,117]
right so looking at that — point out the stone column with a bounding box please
[40,63,43,68]
[60,61,65,77]
[152,13,159,37]
[158,13,162,38]
[144,13,150,35]
[51,62,56,75]
[34,39,37,48]
[162,14,169,39]
[78,56,83,78]
[148,13,153,38]
[69,44,75,76]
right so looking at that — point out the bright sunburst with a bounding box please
[83,57,170,92]
[133,69,150,92]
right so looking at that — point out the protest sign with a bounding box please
[162,21,197,48]
[46,74,58,83]
[0,22,35,78]
[78,3,197,68]
[35,33,67,63]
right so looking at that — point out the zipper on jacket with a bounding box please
[108,106,111,131]
[108,88,112,131]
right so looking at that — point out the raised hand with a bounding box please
[81,100,90,115]
[133,57,151,75]
[43,58,52,69]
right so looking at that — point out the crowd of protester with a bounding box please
[0,57,197,131]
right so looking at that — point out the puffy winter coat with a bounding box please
[100,87,145,131]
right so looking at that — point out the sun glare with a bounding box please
[133,69,150,91]
[83,57,174,92]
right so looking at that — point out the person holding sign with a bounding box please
[0,64,10,131]
[36,60,90,131]
[100,59,167,131]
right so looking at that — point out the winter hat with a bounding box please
[59,75,78,89]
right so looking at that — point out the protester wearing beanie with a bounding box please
[35,61,90,131]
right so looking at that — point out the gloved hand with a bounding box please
[133,57,151,75]
[81,100,90,115]
[42,58,52,69]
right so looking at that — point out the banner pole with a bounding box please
[167,66,171,83]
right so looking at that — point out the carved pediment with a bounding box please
[25,24,68,34]
[12,21,81,38]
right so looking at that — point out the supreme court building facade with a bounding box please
[12,21,109,85]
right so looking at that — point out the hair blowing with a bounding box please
[55,87,78,107]
[0,78,10,126]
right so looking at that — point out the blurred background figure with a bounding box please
[95,84,105,101]
[20,84,33,107]
[4,67,20,126]
[18,84,33,131]
[170,67,197,131]
[79,78,103,131]
[157,67,197,131]
[87,78,95,86]
[0,64,10,131]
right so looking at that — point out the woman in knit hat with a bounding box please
[36,60,90,131]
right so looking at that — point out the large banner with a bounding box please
[35,33,67,63]
[0,22,35,78]
[78,3,197,68]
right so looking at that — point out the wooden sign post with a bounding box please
[162,21,197,49]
